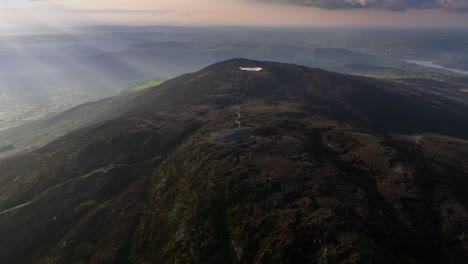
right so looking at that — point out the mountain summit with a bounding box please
[0,59,467,263]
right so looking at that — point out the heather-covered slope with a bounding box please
[0,59,467,263]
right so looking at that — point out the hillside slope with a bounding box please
[0,59,467,263]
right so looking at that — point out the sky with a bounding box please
[1,0,468,32]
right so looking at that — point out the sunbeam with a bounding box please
[0,1,468,263]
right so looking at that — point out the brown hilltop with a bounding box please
[0,59,467,263]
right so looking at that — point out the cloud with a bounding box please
[61,9,173,14]
[26,0,173,14]
[252,0,468,11]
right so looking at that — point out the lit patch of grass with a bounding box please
[389,133,468,145]
[129,78,169,92]
[77,200,97,210]
[423,133,468,145]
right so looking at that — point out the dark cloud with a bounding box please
[253,0,468,11]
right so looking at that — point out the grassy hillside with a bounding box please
[128,78,169,92]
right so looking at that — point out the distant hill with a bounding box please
[0,59,467,263]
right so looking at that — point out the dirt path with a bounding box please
[0,165,114,215]
[234,73,254,128]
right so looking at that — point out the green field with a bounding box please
[129,78,169,92]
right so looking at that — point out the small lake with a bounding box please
[405,60,468,75]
